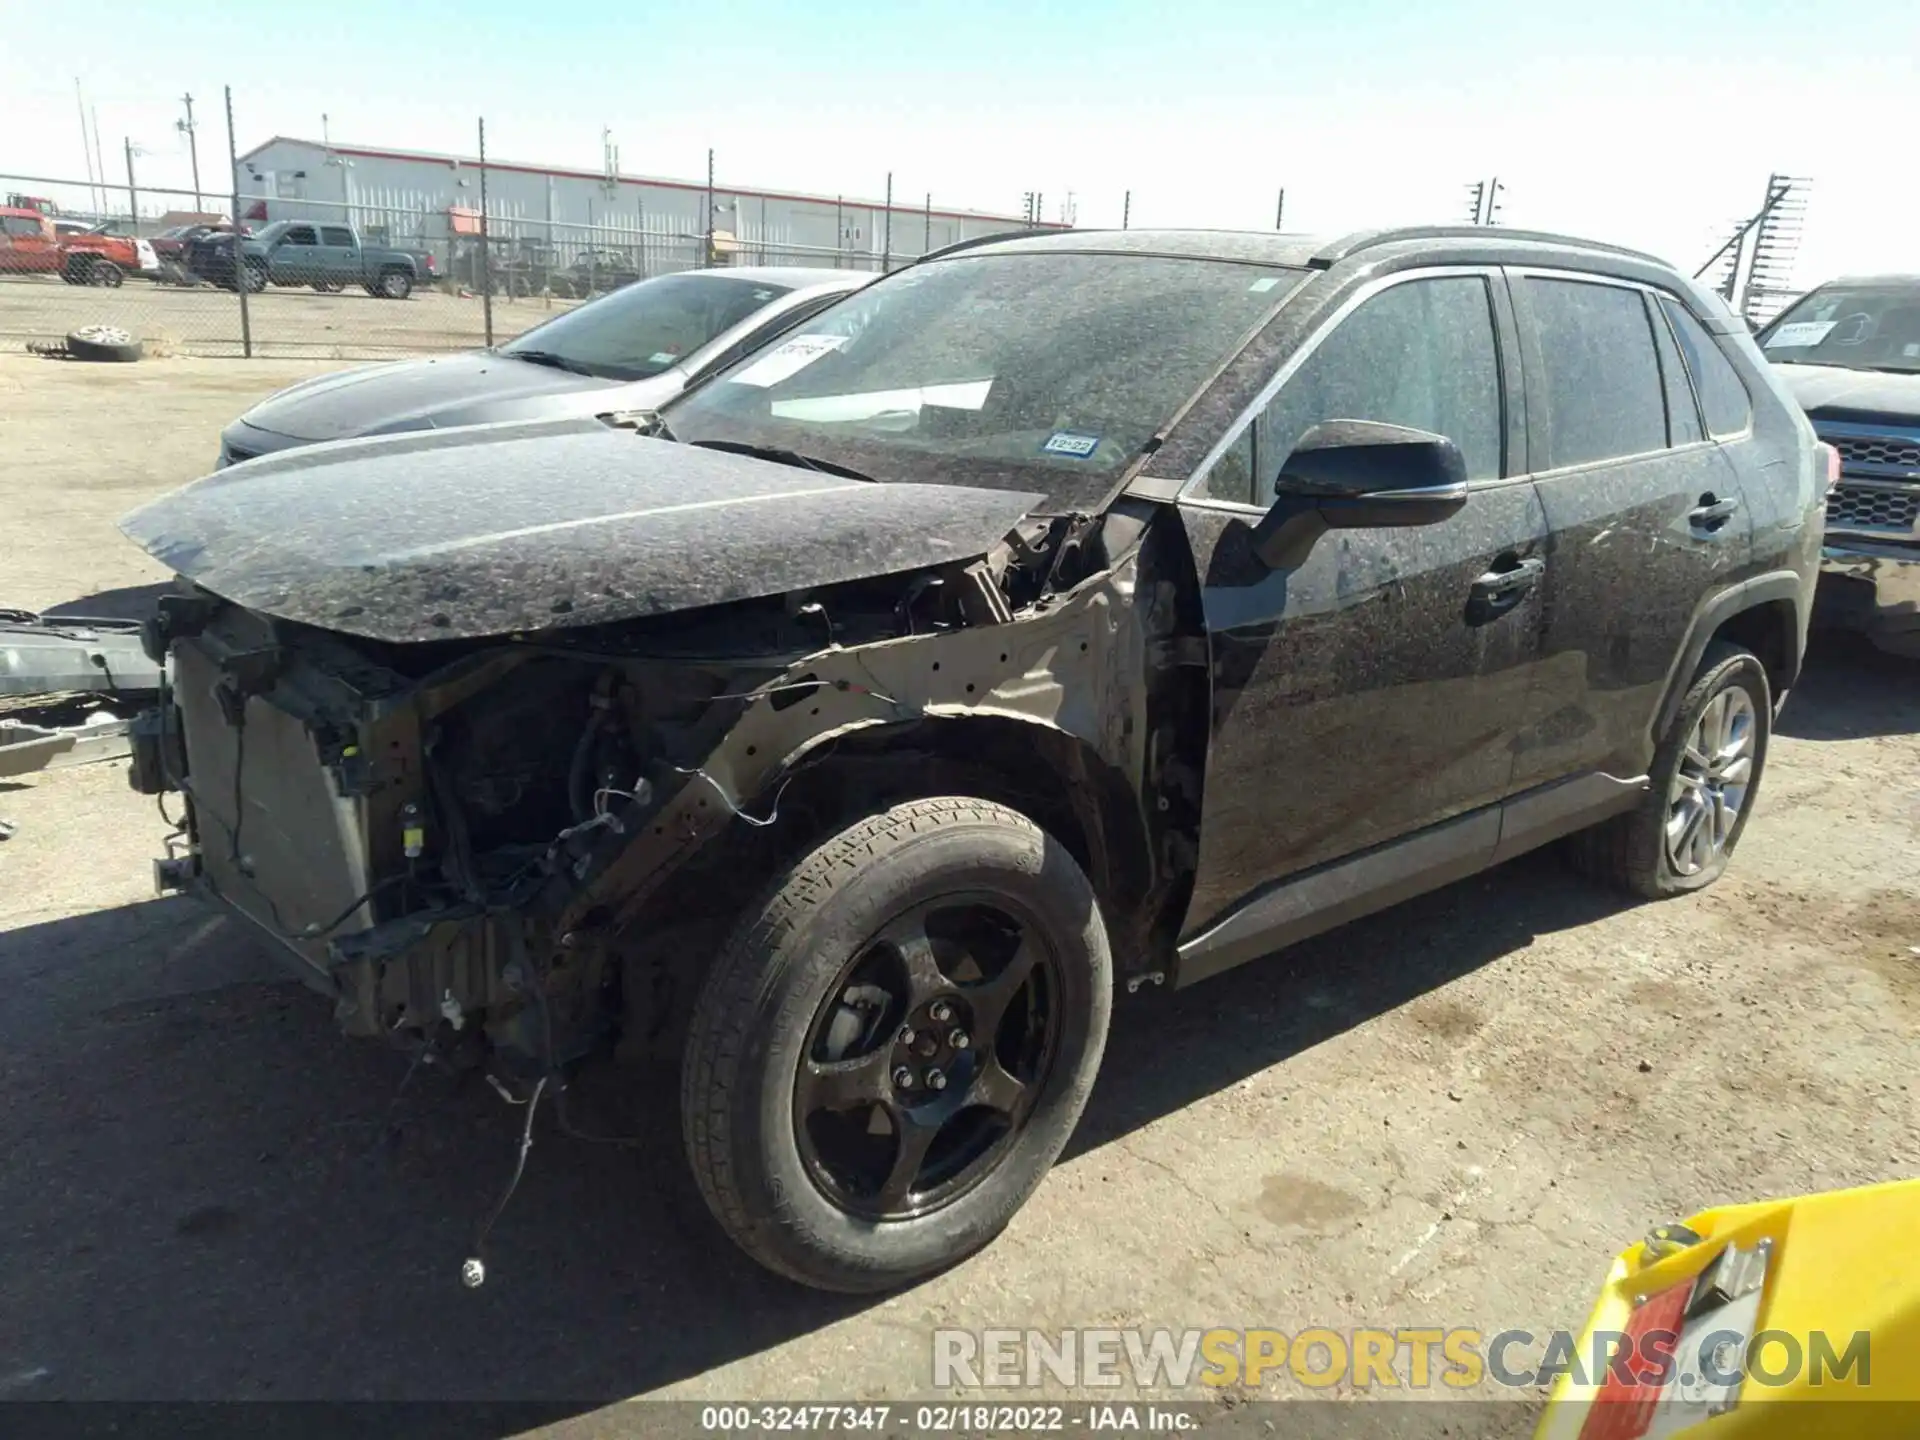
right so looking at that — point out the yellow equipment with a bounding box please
[1536,1176,1919,1439]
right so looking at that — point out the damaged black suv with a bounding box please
[123,226,1823,1293]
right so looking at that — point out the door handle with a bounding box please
[1470,555,1545,598]
[1466,555,1543,623]
[1689,494,1740,529]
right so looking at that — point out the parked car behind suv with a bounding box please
[216,266,869,465]
[1758,275,1920,656]
[122,226,1822,1293]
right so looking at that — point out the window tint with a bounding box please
[1524,278,1666,468]
[1201,275,1502,503]
[283,225,318,246]
[1649,303,1703,446]
[1662,297,1752,438]
[320,226,355,247]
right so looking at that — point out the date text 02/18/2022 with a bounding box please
[698,1403,1202,1432]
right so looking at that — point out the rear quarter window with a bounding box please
[1524,277,1667,469]
[1661,297,1753,439]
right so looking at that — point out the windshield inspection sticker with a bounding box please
[1765,320,1837,349]
[1249,276,1281,292]
[1042,431,1101,459]
[648,351,679,365]
[729,333,848,387]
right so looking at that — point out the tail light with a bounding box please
[1817,441,1841,493]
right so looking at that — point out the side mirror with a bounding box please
[1250,419,1470,570]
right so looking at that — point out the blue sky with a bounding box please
[5,0,1915,282]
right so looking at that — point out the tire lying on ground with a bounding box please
[65,326,144,363]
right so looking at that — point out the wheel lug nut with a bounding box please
[949,1029,970,1050]
[897,1025,916,1045]
[892,1067,915,1089]
[930,1001,953,1023]
[927,1068,947,1091]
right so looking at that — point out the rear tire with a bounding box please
[1566,641,1770,898]
[378,268,412,300]
[681,797,1112,1292]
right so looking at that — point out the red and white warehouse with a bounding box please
[236,136,1058,271]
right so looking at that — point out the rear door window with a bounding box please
[1649,303,1704,446]
[320,226,355,247]
[1661,298,1753,438]
[1522,277,1667,469]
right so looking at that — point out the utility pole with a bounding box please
[177,93,202,211]
[1484,176,1503,226]
[882,171,893,271]
[478,118,493,347]
[1465,181,1486,225]
[90,107,108,221]
[75,79,100,216]
[123,138,140,229]
[1275,188,1285,231]
[1122,190,1130,230]
[224,86,252,357]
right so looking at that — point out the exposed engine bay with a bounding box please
[129,495,1203,1082]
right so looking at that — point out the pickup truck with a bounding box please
[186,220,436,298]
[0,208,157,286]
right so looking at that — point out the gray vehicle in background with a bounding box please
[1759,275,1920,657]
[218,267,870,466]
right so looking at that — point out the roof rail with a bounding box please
[1309,226,1670,270]
[913,228,1078,264]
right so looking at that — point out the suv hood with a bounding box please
[120,418,1044,644]
[1775,364,1920,427]
[240,350,665,442]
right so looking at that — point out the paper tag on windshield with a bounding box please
[1765,320,1836,349]
[648,351,678,365]
[729,334,847,387]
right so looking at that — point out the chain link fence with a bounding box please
[2,136,1023,360]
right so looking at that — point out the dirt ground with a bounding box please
[0,271,572,359]
[1,353,1916,1430]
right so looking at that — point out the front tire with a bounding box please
[681,797,1112,1293]
[1567,641,1770,898]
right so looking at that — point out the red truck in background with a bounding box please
[0,206,161,286]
